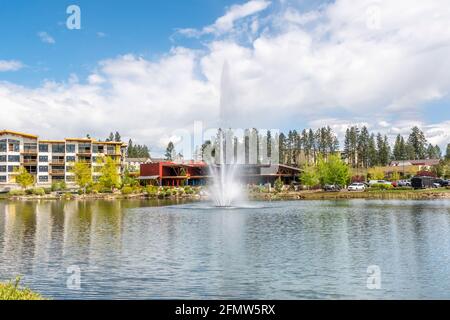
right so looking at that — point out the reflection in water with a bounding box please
[0,199,450,299]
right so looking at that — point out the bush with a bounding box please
[371,183,393,190]
[51,182,66,192]
[132,185,143,194]
[25,189,33,195]
[43,188,52,194]
[394,186,413,191]
[121,186,133,195]
[0,277,45,300]
[32,188,46,196]
[145,185,159,196]
[184,186,194,194]
[274,177,283,193]
[8,189,25,196]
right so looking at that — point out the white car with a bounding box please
[348,183,366,191]
[368,180,392,186]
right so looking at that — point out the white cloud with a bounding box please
[177,0,271,37]
[1,0,450,156]
[37,31,55,44]
[0,60,24,72]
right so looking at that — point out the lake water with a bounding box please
[0,199,449,299]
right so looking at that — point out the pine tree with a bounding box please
[357,126,370,168]
[165,142,175,161]
[114,131,121,142]
[393,134,402,160]
[367,134,378,167]
[446,144,450,161]
[106,132,114,142]
[407,126,427,159]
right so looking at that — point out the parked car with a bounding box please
[434,179,449,187]
[368,180,392,186]
[324,184,341,192]
[348,183,366,191]
[397,179,412,187]
[411,176,436,189]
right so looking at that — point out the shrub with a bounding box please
[8,189,25,196]
[121,186,133,195]
[274,177,283,193]
[51,182,63,192]
[25,189,33,195]
[371,183,393,190]
[43,188,52,194]
[32,188,46,196]
[184,186,194,194]
[132,185,143,194]
[351,175,366,183]
[145,185,159,196]
[0,277,45,300]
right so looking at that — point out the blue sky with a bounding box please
[0,0,449,156]
[0,0,242,85]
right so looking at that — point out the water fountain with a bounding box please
[206,62,245,207]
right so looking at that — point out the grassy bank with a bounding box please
[249,188,450,201]
[0,278,46,300]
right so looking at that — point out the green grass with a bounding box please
[0,277,46,300]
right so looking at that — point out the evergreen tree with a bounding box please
[367,134,378,167]
[446,144,450,161]
[393,134,402,160]
[106,132,114,142]
[114,131,121,142]
[165,142,175,161]
[407,126,427,159]
[357,126,370,168]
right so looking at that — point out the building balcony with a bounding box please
[21,149,38,155]
[23,160,37,165]
[50,160,65,165]
[77,150,92,156]
[49,170,65,175]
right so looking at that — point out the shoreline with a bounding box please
[2,188,450,202]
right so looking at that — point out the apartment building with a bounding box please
[0,130,127,187]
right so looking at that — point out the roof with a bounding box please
[0,130,38,139]
[390,159,440,166]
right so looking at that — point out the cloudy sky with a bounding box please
[0,0,449,156]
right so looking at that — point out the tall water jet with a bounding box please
[206,61,245,207]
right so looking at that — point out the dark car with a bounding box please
[324,184,341,192]
[434,179,449,187]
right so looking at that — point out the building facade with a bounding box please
[0,130,127,188]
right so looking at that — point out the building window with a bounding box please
[8,155,20,162]
[66,176,75,182]
[93,145,105,153]
[52,144,65,153]
[38,176,49,183]
[8,165,19,172]
[39,166,48,173]
[66,156,76,162]
[0,175,6,182]
[0,166,6,172]
[66,144,76,153]
[52,176,65,181]
[8,143,19,152]
[78,143,91,153]
[107,146,115,154]
[0,143,6,152]
[39,144,49,152]
[0,155,6,162]
[39,156,48,162]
